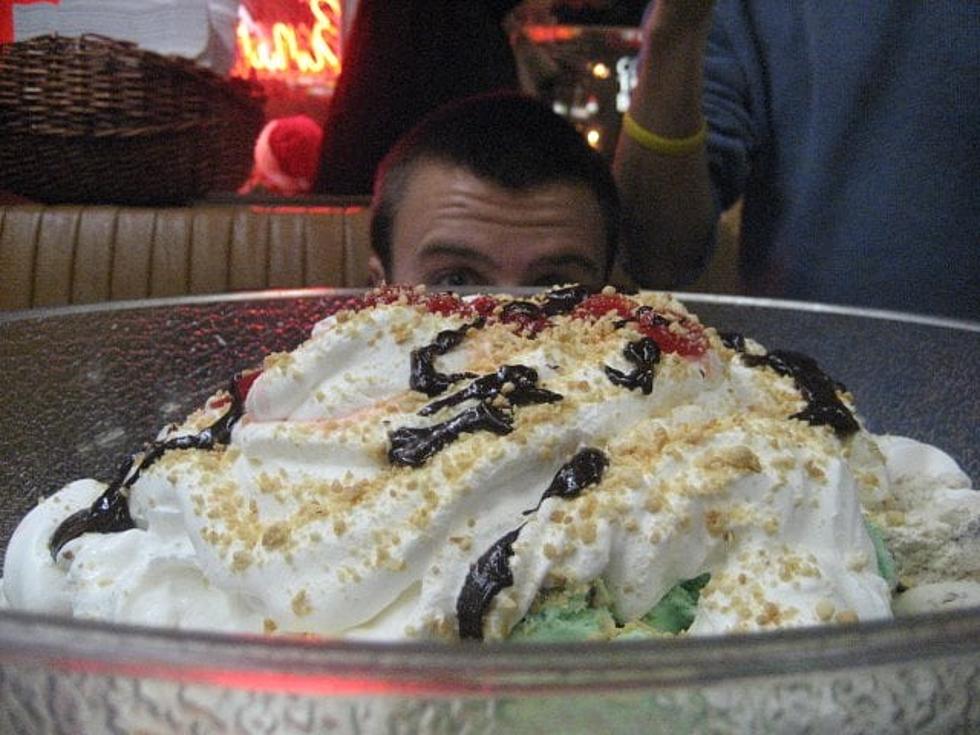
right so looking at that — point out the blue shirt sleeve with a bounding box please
[702,5,757,215]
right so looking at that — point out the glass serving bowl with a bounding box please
[1,290,978,734]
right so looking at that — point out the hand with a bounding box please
[644,0,715,41]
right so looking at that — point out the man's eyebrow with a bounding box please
[416,242,497,268]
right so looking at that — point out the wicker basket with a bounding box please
[0,34,265,205]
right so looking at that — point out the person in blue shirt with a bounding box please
[615,1,979,320]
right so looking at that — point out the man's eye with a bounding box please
[431,270,479,287]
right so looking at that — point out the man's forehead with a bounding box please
[394,161,604,241]
[384,160,611,287]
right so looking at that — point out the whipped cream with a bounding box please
[3,286,974,641]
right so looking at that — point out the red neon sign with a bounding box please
[232,0,342,85]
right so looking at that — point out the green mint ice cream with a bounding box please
[510,575,712,642]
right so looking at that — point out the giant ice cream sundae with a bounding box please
[3,286,977,641]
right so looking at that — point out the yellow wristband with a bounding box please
[622,112,707,156]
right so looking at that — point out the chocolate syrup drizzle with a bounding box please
[456,526,523,640]
[499,300,544,323]
[398,316,565,466]
[524,447,609,515]
[540,284,592,316]
[605,337,661,395]
[613,305,669,332]
[742,349,859,437]
[49,375,250,559]
[719,331,746,353]
[419,365,562,417]
[388,403,514,467]
[410,320,483,397]
[456,446,610,639]
[634,305,668,323]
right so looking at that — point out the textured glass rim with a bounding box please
[1,607,979,694]
[2,288,978,694]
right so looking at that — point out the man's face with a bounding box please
[375,161,609,288]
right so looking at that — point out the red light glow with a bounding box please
[51,656,509,697]
[522,25,583,44]
[233,0,343,86]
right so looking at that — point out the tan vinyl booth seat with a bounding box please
[0,201,374,311]
[0,199,744,311]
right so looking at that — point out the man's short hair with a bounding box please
[370,91,621,277]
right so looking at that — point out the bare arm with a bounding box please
[613,0,717,288]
